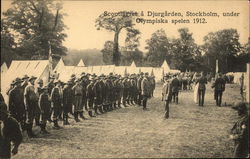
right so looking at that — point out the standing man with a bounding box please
[62,81,74,125]
[122,75,129,107]
[137,72,144,106]
[239,73,244,100]
[162,76,172,119]
[212,73,226,106]
[171,74,180,104]
[141,72,151,110]
[24,76,38,137]
[51,80,63,128]
[8,78,26,131]
[72,78,85,121]
[197,72,207,106]
[0,101,23,159]
[38,86,51,134]
[230,102,249,158]
[86,76,96,117]
[34,79,44,126]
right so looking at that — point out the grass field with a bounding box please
[13,83,242,158]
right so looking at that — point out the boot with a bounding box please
[27,123,37,138]
[118,102,122,108]
[98,106,104,114]
[123,101,128,107]
[74,112,80,122]
[113,103,117,109]
[63,114,70,125]
[53,120,61,129]
[41,124,50,134]
[79,111,87,120]
[88,111,96,117]
[94,106,99,115]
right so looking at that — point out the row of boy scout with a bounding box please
[6,72,156,137]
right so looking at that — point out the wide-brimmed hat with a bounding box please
[37,79,43,84]
[41,86,48,90]
[22,74,29,80]
[28,76,37,81]
[14,77,23,84]
[67,80,73,85]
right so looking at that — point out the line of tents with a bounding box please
[54,59,180,83]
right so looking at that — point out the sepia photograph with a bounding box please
[0,0,249,158]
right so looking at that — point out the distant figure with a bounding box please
[196,72,207,106]
[212,73,226,106]
[162,76,172,119]
[239,73,244,100]
[141,72,151,110]
[230,102,249,158]
[171,74,180,104]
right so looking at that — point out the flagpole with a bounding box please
[48,41,53,81]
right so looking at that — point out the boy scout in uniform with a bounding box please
[38,86,51,134]
[8,78,26,131]
[24,76,38,137]
[162,76,172,119]
[62,81,74,125]
[51,80,63,128]
[141,72,151,110]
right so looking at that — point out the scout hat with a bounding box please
[67,80,73,85]
[14,77,23,84]
[28,76,37,81]
[41,86,48,90]
[37,79,43,84]
[22,74,29,80]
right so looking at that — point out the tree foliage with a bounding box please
[202,29,241,73]
[170,28,201,71]
[101,41,114,65]
[95,11,140,66]
[145,29,170,67]
[1,0,67,63]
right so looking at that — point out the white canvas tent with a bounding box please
[130,61,136,67]
[114,66,127,75]
[1,63,8,92]
[1,60,49,102]
[101,65,115,75]
[58,66,75,82]
[77,59,85,67]
[1,62,8,75]
[54,58,65,73]
[161,60,171,73]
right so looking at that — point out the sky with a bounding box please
[2,0,249,51]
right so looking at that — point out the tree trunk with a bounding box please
[113,31,120,66]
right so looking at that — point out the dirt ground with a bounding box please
[13,83,242,158]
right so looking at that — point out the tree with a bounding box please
[95,11,140,66]
[170,28,201,71]
[1,19,20,66]
[2,0,67,61]
[120,48,143,66]
[101,41,114,65]
[145,29,171,67]
[203,29,241,73]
